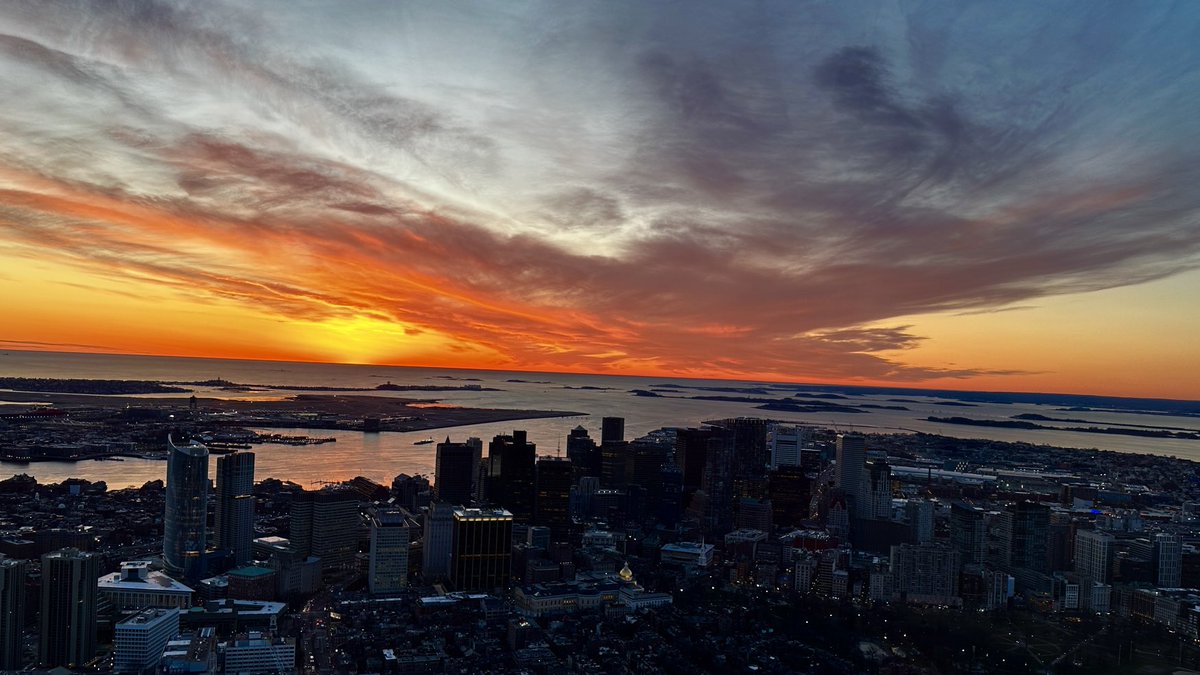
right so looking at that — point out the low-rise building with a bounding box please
[660,542,714,567]
[99,561,193,611]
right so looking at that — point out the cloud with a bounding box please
[2,1,1200,384]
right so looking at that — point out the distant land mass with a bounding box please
[0,377,189,394]
[929,416,1200,441]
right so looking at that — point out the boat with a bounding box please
[413,437,435,445]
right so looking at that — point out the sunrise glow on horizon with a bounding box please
[3,2,1200,400]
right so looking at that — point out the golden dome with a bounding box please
[618,561,634,582]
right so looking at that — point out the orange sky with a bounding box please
[3,2,1200,400]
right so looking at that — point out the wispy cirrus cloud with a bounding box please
[2,1,1199,384]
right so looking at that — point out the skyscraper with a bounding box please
[906,499,935,544]
[486,431,536,521]
[768,466,810,528]
[290,486,360,574]
[767,424,807,469]
[368,510,410,594]
[163,436,209,578]
[435,439,480,505]
[714,417,769,484]
[1000,501,1049,573]
[214,451,255,567]
[950,502,986,565]
[699,432,735,535]
[866,460,892,520]
[834,434,866,516]
[600,417,625,446]
[675,427,720,494]
[565,425,600,478]
[534,457,573,542]
[1074,528,1115,585]
[422,503,456,580]
[450,507,513,591]
[0,557,27,670]
[39,548,99,668]
[1154,533,1182,588]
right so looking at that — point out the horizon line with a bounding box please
[2,346,1198,405]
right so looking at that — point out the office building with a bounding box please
[163,436,209,577]
[1,557,27,670]
[713,417,769,482]
[114,608,178,675]
[422,502,455,580]
[534,457,573,541]
[866,460,892,520]
[736,497,773,532]
[699,433,735,535]
[290,486,360,573]
[565,425,600,478]
[768,466,810,528]
[1001,501,1050,573]
[222,632,296,672]
[1155,533,1183,588]
[160,629,217,674]
[450,507,513,591]
[657,463,685,527]
[889,543,962,606]
[227,566,277,601]
[40,548,99,668]
[98,561,193,610]
[369,510,410,594]
[215,451,256,567]
[950,502,986,565]
[600,417,625,446]
[906,499,935,544]
[487,431,537,522]
[768,424,807,469]
[835,434,866,516]
[1075,528,1115,585]
[675,427,720,494]
[435,439,480,506]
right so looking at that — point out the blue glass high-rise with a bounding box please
[163,435,209,579]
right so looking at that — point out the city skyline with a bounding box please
[2,2,1200,399]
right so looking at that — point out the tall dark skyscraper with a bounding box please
[768,465,811,528]
[1001,501,1050,573]
[699,432,735,535]
[214,451,255,567]
[1,558,27,670]
[711,417,769,485]
[435,439,481,505]
[534,457,573,541]
[39,548,99,669]
[657,463,684,527]
[565,425,600,478]
[599,417,628,488]
[600,417,625,446]
[486,431,536,522]
[163,436,209,577]
[450,507,513,591]
[675,427,720,493]
[950,502,986,565]
[835,434,866,517]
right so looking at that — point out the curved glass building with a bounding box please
[163,436,209,576]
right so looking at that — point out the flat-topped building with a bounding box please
[98,561,193,610]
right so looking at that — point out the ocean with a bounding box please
[3,350,1199,488]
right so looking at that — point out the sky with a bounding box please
[1,1,1199,399]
